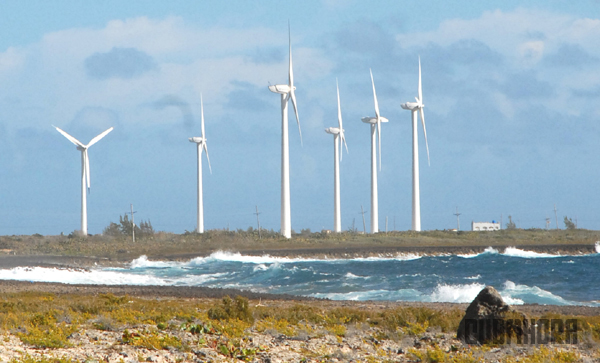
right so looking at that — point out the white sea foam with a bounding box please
[311,289,423,301]
[502,247,561,258]
[428,283,486,303]
[130,255,180,269]
[500,281,578,306]
[596,241,600,254]
[0,266,167,286]
[344,272,369,280]
[253,264,269,272]
[464,275,481,280]
[349,253,422,262]
[156,251,422,266]
[458,247,499,258]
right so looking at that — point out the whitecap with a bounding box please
[464,275,481,280]
[428,283,485,303]
[253,264,268,272]
[311,289,423,301]
[0,266,167,286]
[502,247,561,258]
[130,255,179,269]
[596,241,600,254]
[458,247,499,258]
[344,272,369,280]
[500,281,581,306]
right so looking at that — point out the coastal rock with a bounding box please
[457,286,528,344]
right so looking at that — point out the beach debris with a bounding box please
[456,286,528,344]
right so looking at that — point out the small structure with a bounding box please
[472,221,500,231]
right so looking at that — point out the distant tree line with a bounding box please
[103,214,154,237]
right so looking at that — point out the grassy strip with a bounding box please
[1,228,599,259]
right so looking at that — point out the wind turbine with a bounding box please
[401,57,430,232]
[325,79,348,233]
[189,95,212,233]
[361,69,388,234]
[53,125,113,236]
[268,24,301,239]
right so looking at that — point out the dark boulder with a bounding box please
[457,286,528,344]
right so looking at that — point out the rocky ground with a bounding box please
[0,313,598,362]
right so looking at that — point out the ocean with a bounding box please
[2,243,599,306]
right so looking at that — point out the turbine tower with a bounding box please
[325,80,348,233]
[361,70,388,234]
[189,95,212,233]
[268,24,301,239]
[401,57,430,231]
[53,125,113,236]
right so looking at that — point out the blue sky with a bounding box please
[2,1,600,235]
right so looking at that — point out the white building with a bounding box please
[472,221,500,231]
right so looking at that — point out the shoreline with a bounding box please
[1,280,600,317]
[0,243,596,269]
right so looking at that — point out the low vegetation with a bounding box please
[1,227,598,261]
[0,293,599,362]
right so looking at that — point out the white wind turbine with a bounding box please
[268,24,301,239]
[53,125,114,236]
[325,80,348,233]
[401,57,430,231]
[361,70,388,234]
[189,95,212,233]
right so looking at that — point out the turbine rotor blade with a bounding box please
[84,149,91,191]
[370,69,380,119]
[377,118,382,171]
[288,25,302,146]
[87,127,114,148]
[420,107,430,166]
[201,94,206,139]
[204,142,212,174]
[54,126,84,148]
[418,56,423,104]
[336,78,342,130]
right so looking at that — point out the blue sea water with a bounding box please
[1,244,599,306]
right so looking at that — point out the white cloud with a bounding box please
[0,47,24,74]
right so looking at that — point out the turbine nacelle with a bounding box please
[325,127,342,135]
[361,116,389,124]
[401,102,422,111]
[268,84,295,95]
[189,137,206,144]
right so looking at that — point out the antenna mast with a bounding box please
[554,204,559,230]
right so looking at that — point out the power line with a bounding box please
[453,207,461,231]
[254,205,261,239]
[360,205,367,234]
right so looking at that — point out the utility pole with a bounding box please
[453,207,461,231]
[254,205,262,239]
[554,204,559,230]
[352,218,355,233]
[128,204,137,243]
[360,205,367,234]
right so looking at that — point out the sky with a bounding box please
[2,0,600,235]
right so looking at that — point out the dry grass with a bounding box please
[1,228,598,260]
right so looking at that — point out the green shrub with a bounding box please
[208,296,253,323]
